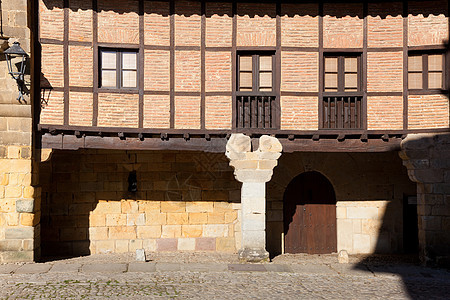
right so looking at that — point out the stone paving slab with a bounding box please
[81,263,127,273]
[155,262,181,272]
[0,264,20,274]
[48,263,81,273]
[330,263,374,277]
[289,263,336,275]
[15,263,52,274]
[128,262,156,272]
[228,264,266,272]
[182,263,228,272]
[264,264,292,273]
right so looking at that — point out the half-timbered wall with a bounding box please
[38,0,450,133]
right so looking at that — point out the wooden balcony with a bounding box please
[236,95,277,129]
[321,96,363,129]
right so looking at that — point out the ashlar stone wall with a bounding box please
[0,0,38,263]
[400,133,450,266]
[40,150,241,257]
[267,151,416,256]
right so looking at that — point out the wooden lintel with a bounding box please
[42,134,228,153]
[41,134,402,153]
[281,138,402,153]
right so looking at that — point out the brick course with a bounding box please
[408,95,449,129]
[98,94,139,128]
[69,46,93,87]
[367,96,403,130]
[205,2,232,47]
[97,0,139,44]
[205,96,232,130]
[280,96,318,130]
[281,3,318,47]
[144,1,170,46]
[367,52,403,92]
[323,3,364,48]
[367,2,403,48]
[237,3,276,47]
[174,96,201,129]
[69,92,93,126]
[175,0,201,46]
[69,0,93,42]
[408,1,449,46]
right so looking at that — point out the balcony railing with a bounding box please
[236,95,276,129]
[321,96,362,129]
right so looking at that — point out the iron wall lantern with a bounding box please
[4,41,28,103]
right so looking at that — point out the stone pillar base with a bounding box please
[238,247,269,263]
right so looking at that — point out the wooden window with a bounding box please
[322,54,362,129]
[100,49,138,89]
[324,54,361,93]
[408,52,445,91]
[237,53,275,93]
[236,52,276,129]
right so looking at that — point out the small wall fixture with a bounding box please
[4,41,28,103]
[128,171,138,193]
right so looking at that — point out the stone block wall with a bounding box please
[336,200,402,254]
[38,0,450,131]
[39,150,241,257]
[267,152,415,256]
[0,0,38,262]
[400,133,450,266]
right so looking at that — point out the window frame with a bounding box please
[408,50,446,92]
[323,53,362,96]
[236,51,276,96]
[99,48,139,90]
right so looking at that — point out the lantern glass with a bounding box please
[4,42,28,80]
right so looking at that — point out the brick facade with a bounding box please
[38,1,449,131]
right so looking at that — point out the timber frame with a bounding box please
[37,0,450,152]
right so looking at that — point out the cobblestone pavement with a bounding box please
[1,253,450,299]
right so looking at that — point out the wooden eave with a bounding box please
[37,124,450,153]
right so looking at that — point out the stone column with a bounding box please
[226,134,282,262]
[400,133,450,266]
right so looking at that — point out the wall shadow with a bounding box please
[39,149,240,262]
[41,0,449,19]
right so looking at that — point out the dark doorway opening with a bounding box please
[283,171,337,254]
[403,195,419,254]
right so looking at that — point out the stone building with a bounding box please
[0,0,449,265]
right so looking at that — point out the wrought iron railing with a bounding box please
[321,96,362,129]
[236,95,276,129]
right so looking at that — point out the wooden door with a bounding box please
[284,171,337,254]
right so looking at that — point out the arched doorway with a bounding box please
[283,171,337,254]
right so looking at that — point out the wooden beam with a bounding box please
[170,0,175,129]
[281,138,402,153]
[92,0,99,126]
[403,0,408,130]
[201,0,206,129]
[41,133,403,153]
[138,0,144,128]
[63,0,69,125]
